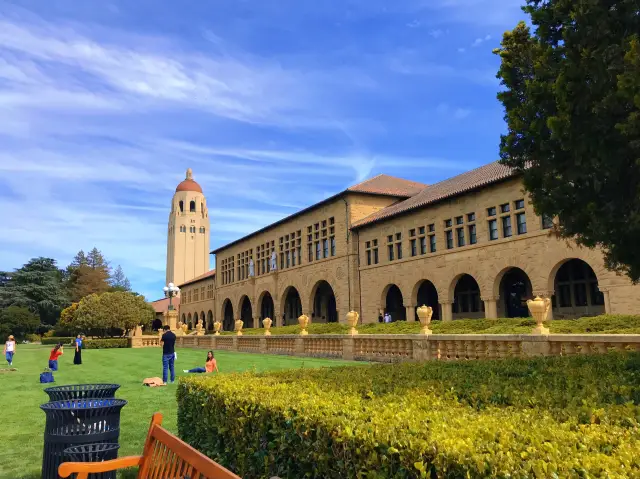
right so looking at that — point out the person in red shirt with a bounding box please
[48,343,64,371]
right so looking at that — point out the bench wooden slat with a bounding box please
[58,413,242,479]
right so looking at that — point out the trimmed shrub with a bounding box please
[178,353,640,478]
[25,334,41,343]
[41,337,75,346]
[225,314,640,336]
[83,338,129,349]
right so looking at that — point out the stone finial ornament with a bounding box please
[416,305,433,335]
[262,317,272,336]
[346,311,359,335]
[527,296,551,335]
[213,320,222,336]
[298,314,309,335]
[235,319,244,336]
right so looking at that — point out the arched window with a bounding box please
[179,201,184,212]
[190,201,196,212]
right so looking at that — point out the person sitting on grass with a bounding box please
[184,350,218,374]
[3,335,16,367]
[48,343,64,371]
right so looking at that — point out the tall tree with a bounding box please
[67,247,111,302]
[110,265,132,292]
[494,1,640,280]
[0,257,69,324]
[0,306,40,339]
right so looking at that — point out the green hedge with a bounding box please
[40,337,128,349]
[178,353,640,478]
[221,314,640,336]
[41,337,75,346]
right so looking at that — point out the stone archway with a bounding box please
[240,296,253,328]
[452,274,483,319]
[259,292,275,325]
[222,299,234,331]
[199,311,205,328]
[206,310,213,331]
[187,313,193,329]
[384,284,405,321]
[497,268,533,318]
[281,287,302,326]
[181,313,186,325]
[414,280,440,320]
[311,280,338,323]
[552,259,605,318]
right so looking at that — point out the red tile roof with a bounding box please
[352,161,517,229]
[150,296,180,314]
[347,174,427,197]
[177,269,216,288]
[212,175,425,254]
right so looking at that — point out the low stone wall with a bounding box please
[130,333,640,362]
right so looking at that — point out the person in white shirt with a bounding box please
[3,335,16,366]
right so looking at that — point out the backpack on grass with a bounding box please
[40,368,54,384]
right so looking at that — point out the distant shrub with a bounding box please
[83,338,129,349]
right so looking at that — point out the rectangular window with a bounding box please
[409,229,416,237]
[387,235,393,243]
[558,284,572,307]
[455,216,463,225]
[367,250,372,265]
[396,242,403,260]
[542,214,554,229]
[395,232,402,241]
[489,219,498,240]
[323,239,329,258]
[516,212,527,235]
[467,212,476,222]
[388,244,394,261]
[500,203,510,213]
[446,230,454,249]
[468,224,477,244]
[366,241,371,249]
[445,219,452,228]
[373,248,379,264]
[330,237,336,256]
[297,247,302,264]
[280,254,284,270]
[308,246,313,262]
[420,236,427,255]
[502,216,512,238]
[419,226,426,235]
[487,207,497,217]
[410,238,417,256]
[456,228,465,247]
[429,235,436,252]
[315,241,321,260]
[515,199,525,210]
[428,224,435,232]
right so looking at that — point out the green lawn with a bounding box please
[0,345,356,479]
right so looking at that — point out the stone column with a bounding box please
[600,288,612,314]
[405,305,416,322]
[533,290,555,320]
[440,301,453,322]
[482,297,498,319]
[253,316,259,329]
[163,310,179,331]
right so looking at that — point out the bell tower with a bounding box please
[166,168,210,286]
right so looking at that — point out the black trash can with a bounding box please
[44,384,121,401]
[63,443,120,479]
[40,398,127,479]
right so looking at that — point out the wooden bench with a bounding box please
[58,412,242,479]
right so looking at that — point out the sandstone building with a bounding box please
[174,162,640,330]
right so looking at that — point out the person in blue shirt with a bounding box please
[73,334,84,365]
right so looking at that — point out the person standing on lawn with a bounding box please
[160,325,177,384]
[3,335,16,366]
[73,334,83,365]
[48,343,64,371]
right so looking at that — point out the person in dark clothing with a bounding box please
[160,325,177,384]
[378,313,383,323]
[73,334,84,365]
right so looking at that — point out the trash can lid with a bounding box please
[44,384,120,392]
[40,398,128,411]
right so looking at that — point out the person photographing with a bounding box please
[160,325,177,384]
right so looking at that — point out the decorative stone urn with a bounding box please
[213,320,222,336]
[298,314,310,336]
[416,305,433,335]
[235,319,244,336]
[195,320,204,336]
[262,317,273,336]
[181,323,189,335]
[174,322,184,336]
[527,296,551,335]
[346,311,359,335]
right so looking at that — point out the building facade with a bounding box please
[175,162,640,330]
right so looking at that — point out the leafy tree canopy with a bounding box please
[67,247,111,302]
[70,291,154,337]
[0,257,69,324]
[0,306,41,340]
[109,265,132,292]
[495,0,640,281]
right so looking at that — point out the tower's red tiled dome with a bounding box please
[175,168,203,193]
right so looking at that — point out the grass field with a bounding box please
[0,345,356,479]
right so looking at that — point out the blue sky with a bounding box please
[0,0,527,301]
